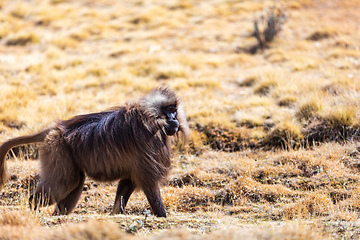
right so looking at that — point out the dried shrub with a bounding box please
[249,8,288,53]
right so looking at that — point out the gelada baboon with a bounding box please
[0,87,189,217]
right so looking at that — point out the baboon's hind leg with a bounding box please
[112,179,136,214]
[30,131,82,214]
[53,171,85,215]
[29,157,83,213]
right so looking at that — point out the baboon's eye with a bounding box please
[163,106,177,114]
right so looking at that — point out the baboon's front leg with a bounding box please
[143,184,166,217]
[112,179,135,214]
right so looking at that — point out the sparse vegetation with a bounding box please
[1,0,360,239]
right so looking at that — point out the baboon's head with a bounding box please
[140,88,189,139]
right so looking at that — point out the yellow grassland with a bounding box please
[1,0,360,239]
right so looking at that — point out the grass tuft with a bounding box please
[155,65,188,80]
[6,33,40,46]
[278,95,297,107]
[265,120,303,149]
[254,79,277,96]
[323,106,358,130]
[0,211,37,227]
[187,78,220,89]
[307,27,337,41]
[197,124,257,151]
[9,3,30,19]
[303,107,360,144]
[51,37,79,49]
[49,220,127,239]
[297,98,322,121]
[238,76,257,87]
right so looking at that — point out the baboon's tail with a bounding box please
[0,129,50,190]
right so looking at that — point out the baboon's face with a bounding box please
[162,105,179,136]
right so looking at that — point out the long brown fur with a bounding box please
[0,87,189,217]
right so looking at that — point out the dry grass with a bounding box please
[1,0,360,239]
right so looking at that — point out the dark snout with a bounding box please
[165,119,179,136]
